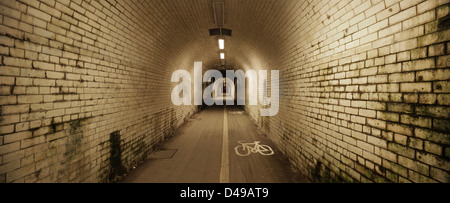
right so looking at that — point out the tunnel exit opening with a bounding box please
[171,62,279,116]
[211,77,235,103]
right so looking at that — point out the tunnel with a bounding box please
[0,0,449,184]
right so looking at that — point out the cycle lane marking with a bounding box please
[219,106,230,183]
[234,141,275,156]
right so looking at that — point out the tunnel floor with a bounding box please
[121,105,308,183]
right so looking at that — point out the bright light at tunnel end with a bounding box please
[171,62,279,117]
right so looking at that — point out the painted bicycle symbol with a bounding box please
[234,141,274,156]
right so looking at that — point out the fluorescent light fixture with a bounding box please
[219,39,225,50]
[220,53,225,60]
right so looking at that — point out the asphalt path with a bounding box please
[122,105,307,183]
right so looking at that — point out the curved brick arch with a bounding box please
[0,0,449,183]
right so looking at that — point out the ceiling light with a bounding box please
[220,53,225,60]
[219,39,225,50]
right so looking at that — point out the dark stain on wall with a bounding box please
[109,130,126,183]
[64,119,84,160]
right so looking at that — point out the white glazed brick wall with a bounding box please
[0,0,449,183]
[247,0,450,183]
[0,0,200,183]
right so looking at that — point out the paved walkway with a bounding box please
[121,106,308,183]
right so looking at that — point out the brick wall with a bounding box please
[1,0,449,183]
[246,0,450,183]
[0,0,204,183]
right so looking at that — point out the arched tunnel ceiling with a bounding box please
[145,0,297,72]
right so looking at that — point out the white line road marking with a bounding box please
[220,106,230,183]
